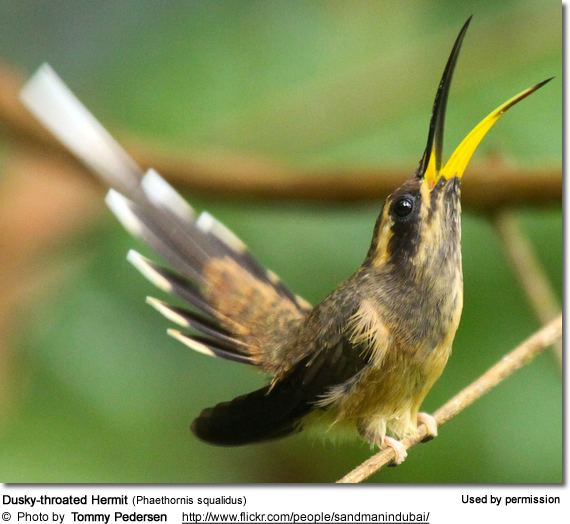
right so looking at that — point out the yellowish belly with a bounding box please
[310,282,463,445]
[310,337,454,445]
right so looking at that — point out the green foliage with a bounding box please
[0,0,561,482]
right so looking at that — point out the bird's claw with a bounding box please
[417,412,438,442]
[383,436,408,466]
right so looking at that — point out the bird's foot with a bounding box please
[417,412,438,442]
[383,436,408,466]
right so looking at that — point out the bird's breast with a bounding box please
[324,267,463,432]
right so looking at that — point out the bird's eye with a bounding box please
[393,196,415,218]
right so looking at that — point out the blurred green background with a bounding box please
[0,0,561,483]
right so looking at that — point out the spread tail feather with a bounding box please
[20,64,310,375]
[20,64,142,194]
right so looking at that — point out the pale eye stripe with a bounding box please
[196,212,247,253]
[141,169,196,221]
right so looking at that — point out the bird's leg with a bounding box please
[383,436,408,465]
[417,412,438,442]
[358,418,407,466]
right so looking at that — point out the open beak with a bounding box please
[418,17,552,189]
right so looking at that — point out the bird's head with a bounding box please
[366,17,551,282]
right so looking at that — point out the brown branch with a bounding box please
[0,62,561,210]
[338,315,562,483]
[0,147,101,274]
[494,211,562,367]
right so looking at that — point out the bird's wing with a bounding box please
[20,65,310,371]
[192,334,371,445]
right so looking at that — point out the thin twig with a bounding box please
[338,315,562,483]
[0,63,562,210]
[494,211,562,367]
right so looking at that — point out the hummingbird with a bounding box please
[21,17,550,464]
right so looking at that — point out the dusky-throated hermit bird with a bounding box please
[21,18,550,464]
